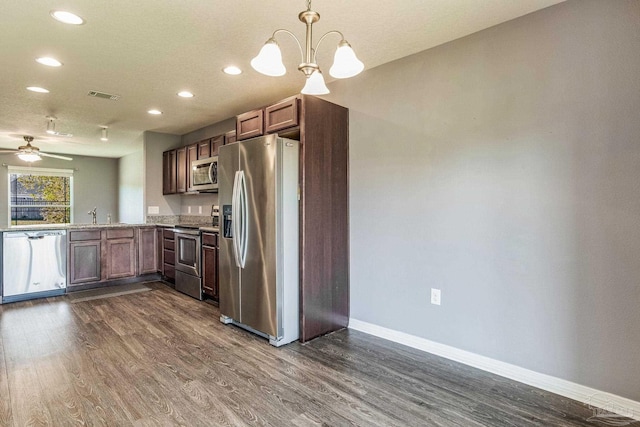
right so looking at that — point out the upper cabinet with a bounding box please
[225,130,237,144]
[187,144,198,191]
[176,147,187,193]
[264,96,299,134]
[198,139,211,158]
[162,150,177,195]
[163,132,229,194]
[236,109,264,141]
[211,135,224,156]
[236,96,300,141]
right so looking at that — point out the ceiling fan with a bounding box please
[0,136,73,162]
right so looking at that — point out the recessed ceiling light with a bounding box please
[26,86,50,93]
[177,91,194,98]
[148,109,163,115]
[36,57,63,67]
[223,66,242,75]
[50,10,84,25]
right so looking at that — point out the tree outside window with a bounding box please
[8,167,73,226]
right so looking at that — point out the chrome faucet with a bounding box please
[88,207,97,224]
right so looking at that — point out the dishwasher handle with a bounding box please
[27,235,45,240]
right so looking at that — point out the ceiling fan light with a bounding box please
[301,70,330,95]
[251,39,286,77]
[18,153,42,162]
[329,40,364,79]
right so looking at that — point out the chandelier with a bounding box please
[251,0,364,95]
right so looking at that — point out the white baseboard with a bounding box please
[348,318,640,422]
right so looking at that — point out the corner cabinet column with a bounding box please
[298,95,350,342]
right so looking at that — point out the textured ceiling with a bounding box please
[0,0,564,158]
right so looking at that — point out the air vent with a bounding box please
[87,90,120,100]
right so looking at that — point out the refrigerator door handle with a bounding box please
[238,170,248,268]
[232,171,242,268]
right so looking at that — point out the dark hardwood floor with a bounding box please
[0,282,600,426]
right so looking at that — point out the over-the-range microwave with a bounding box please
[190,156,218,192]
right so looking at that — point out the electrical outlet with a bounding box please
[147,206,159,214]
[198,206,202,214]
[431,288,441,306]
[187,206,192,214]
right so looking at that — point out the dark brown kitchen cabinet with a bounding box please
[104,228,135,280]
[162,228,175,283]
[105,239,136,279]
[162,149,177,195]
[265,96,299,134]
[156,227,163,273]
[236,109,264,140]
[201,232,218,301]
[198,138,211,158]
[297,96,349,342]
[138,227,158,275]
[68,227,159,289]
[176,146,187,193]
[69,240,101,284]
[210,135,224,156]
[186,143,198,191]
[225,130,237,144]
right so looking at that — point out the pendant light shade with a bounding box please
[251,39,286,77]
[251,1,364,94]
[301,70,330,95]
[329,40,364,79]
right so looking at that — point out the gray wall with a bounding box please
[0,154,119,226]
[326,0,640,401]
[118,144,144,224]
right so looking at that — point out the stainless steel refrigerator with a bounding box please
[218,134,299,347]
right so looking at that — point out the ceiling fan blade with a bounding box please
[39,152,73,161]
[0,149,19,154]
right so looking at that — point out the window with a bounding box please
[8,166,73,226]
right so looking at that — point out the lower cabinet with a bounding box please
[201,232,218,301]
[162,228,175,282]
[68,226,158,288]
[69,240,101,284]
[138,227,158,275]
[105,238,136,279]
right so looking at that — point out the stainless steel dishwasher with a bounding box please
[1,230,67,303]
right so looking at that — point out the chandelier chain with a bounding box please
[307,0,312,11]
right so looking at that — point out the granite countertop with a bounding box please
[199,226,220,233]
[0,223,155,232]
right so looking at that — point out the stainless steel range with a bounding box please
[173,225,202,300]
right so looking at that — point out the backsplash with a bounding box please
[146,215,214,226]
